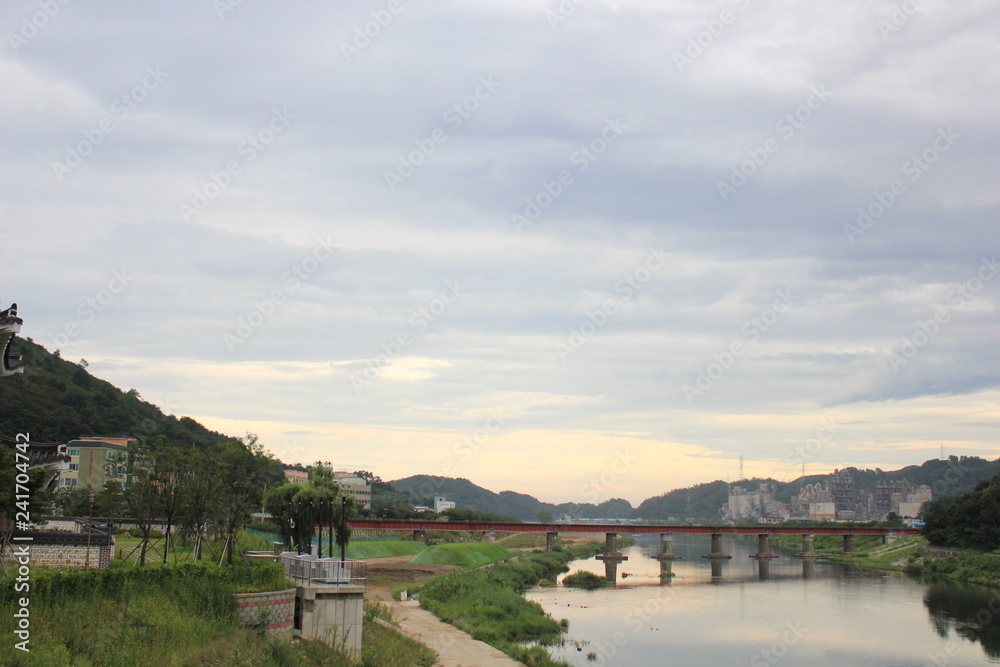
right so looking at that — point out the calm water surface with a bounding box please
[525,535,1000,666]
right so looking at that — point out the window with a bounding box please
[69,449,80,457]
[69,463,79,471]
[62,478,78,487]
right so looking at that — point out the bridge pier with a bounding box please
[757,558,771,581]
[802,559,815,579]
[795,533,819,559]
[843,534,854,554]
[652,533,681,580]
[883,532,898,545]
[750,533,779,559]
[595,532,628,581]
[484,530,497,543]
[545,531,559,552]
[413,529,427,544]
[702,533,733,561]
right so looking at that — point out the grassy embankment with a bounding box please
[401,542,606,667]
[2,530,435,666]
[768,532,1000,589]
[906,552,1000,588]
[409,542,510,567]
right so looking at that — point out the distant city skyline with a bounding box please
[4,2,999,504]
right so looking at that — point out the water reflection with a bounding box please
[924,583,1000,659]
[528,535,1000,666]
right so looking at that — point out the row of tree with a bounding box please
[48,434,286,565]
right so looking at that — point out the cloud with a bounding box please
[4,0,999,501]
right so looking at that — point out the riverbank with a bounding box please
[765,531,1000,590]
[399,541,606,667]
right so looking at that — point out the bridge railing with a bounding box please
[263,552,366,585]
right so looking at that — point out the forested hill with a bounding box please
[395,455,999,523]
[389,474,634,522]
[0,337,238,448]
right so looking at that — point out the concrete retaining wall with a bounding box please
[235,588,297,640]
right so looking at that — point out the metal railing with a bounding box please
[267,552,366,585]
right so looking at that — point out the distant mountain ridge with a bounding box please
[392,456,1000,522]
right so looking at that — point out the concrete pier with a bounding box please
[595,532,628,581]
[802,559,815,579]
[757,558,771,580]
[545,531,558,551]
[701,533,733,560]
[750,533,779,559]
[413,529,427,544]
[652,533,681,581]
[795,533,819,559]
[843,534,854,553]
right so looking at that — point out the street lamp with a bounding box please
[85,491,95,571]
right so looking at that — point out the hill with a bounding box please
[388,475,634,522]
[0,337,239,447]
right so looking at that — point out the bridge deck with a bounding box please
[348,520,919,536]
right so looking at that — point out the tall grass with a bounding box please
[413,543,604,666]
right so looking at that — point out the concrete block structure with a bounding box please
[236,588,297,640]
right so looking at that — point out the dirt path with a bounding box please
[390,599,522,667]
[366,556,522,666]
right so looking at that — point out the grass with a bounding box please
[498,533,547,549]
[345,541,426,560]
[411,542,606,666]
[907,551,1000,588]
[362,602,436,667]
[112,529,276,567]
[562,570,610,590]
[409,542,510,568]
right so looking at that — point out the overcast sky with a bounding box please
[3,0,998,504]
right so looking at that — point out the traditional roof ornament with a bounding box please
[1,301,25,376]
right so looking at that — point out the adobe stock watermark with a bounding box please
[884,255,998,372]
[682,287,795,403]
[223,235,337,352]
[844,127,959,244]
[48,268,136,351]
[179,106,295,221]
[556,246,670,361]
[349,278,465,393]
[413,408,511,497]
[511,116,626,233]
[546,0,586,30]
[673,0,754,72]
[750,621,808,667]
[384,75,501,192]
[12,433,33,653]
[340,0,417,62]
[780,418,839,481]
[7,0,72,52]
[878,0,926,40]
[51,66,168,182]
[581,450,638,503]
[717,84,831,202]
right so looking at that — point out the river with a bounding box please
[525,534,1000,666]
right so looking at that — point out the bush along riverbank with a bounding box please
[906,551,1000,588]
[406,542,605,667]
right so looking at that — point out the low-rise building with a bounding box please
[59,436,133,490]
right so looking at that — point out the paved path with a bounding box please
[391,599,522,666]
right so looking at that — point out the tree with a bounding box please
[214,437,277,564]
[120,444,162,566]
[536,509,554,523]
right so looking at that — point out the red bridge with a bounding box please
[348,520,919,579]
[348,519,920,537]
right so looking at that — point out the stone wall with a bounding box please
[235,588,297,640]
[1,531,114,569]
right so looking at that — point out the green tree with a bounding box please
[536,509,554,523]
